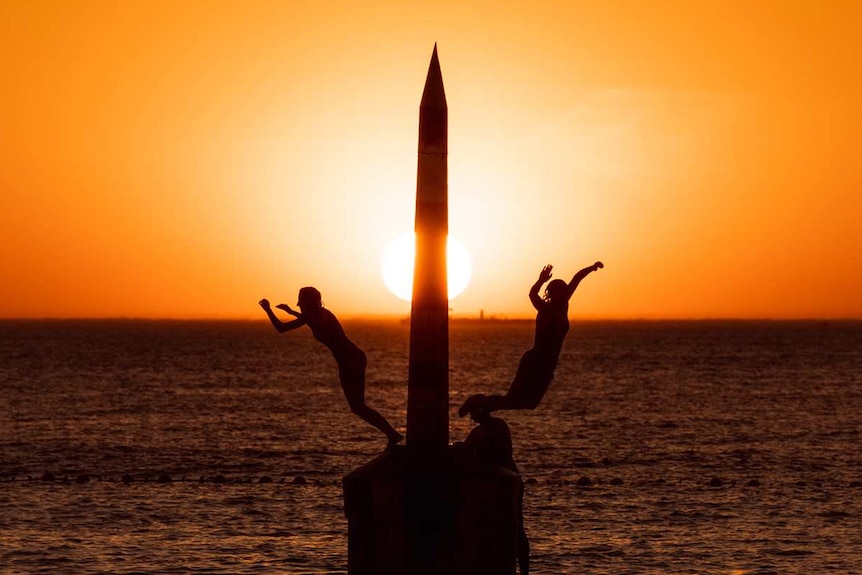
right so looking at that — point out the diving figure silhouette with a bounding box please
[459,262,603,417]
[260,287,403,447]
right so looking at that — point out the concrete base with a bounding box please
[343,445,521,575]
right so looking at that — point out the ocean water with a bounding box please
[1,319,861,574]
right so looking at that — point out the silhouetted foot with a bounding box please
[386,432,404,450]
[458,394,486,418]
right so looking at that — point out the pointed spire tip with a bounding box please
[421,43,446,109]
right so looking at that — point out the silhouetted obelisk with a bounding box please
[408,43,449,451]
[343,46,520,575]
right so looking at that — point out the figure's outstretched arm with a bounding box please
[567,261,603,298]
[529,265,554,310]
[259,299,305,333]
[276,303,302,318]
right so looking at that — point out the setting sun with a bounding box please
[381,233,472,302]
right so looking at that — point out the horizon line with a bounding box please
[1,315,861,322]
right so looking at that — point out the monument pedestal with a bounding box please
[343,445,522,575]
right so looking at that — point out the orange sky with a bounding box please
[2,1,861,319]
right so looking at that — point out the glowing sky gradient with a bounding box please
[2,1,860,318]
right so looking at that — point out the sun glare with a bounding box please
[381,233,472,302]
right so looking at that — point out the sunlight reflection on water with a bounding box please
[1,320,861,573]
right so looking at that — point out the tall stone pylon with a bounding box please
[343,46,521,575]
[408,43,449,451]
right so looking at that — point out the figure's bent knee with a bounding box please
[349,401,370,416]
[522,395,542,410]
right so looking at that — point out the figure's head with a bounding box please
[544,278,569,303]
[297,287,322,310]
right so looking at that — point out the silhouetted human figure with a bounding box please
[259,287,403,447]
[463,409,530,575]
[459,262,603,417]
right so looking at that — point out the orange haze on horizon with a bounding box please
[2,1,861,320]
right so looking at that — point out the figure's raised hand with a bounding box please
[259,298,271,310]
[538,265,553,283]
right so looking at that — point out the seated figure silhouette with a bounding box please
[463,408,530,575]
[459,262,603,417]
[259,287,403,447]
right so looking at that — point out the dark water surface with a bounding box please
[2,319,861,574]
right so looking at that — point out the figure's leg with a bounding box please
[458,391,528,417]
[498,350,549,411]
[349,400,403,446]
[460,348,549,417]
[341,363,403,445]
[458,385,545,417]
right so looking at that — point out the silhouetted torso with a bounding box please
[532,300,569,368]
[304,308,363,365]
